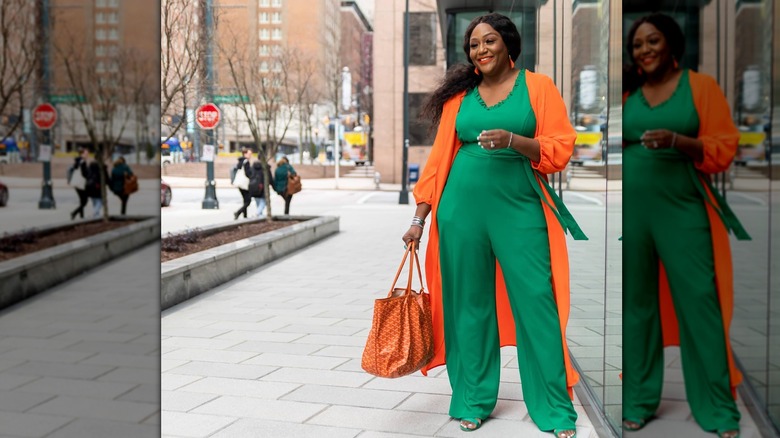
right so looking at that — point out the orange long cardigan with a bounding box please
[656,70,750,397]
[413,71,582,398]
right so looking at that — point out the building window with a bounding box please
[272,0,281,7]
[272,61,281,72]
[108,0,119,7]
[96,0,106,7]
[272,28,282,40]
[108,28,118,40]
[108,11,118,23]
[95,45,106,56]
[409,93,433,145]
[272,12,281,23]
[109,45,118,56]
[96,12,105,23]
[259,12,268,23]
[260,0,270,6]
[96,61,106,73]
[260,61,269,72]
[95,28,106,40]
[260,28,270,40]
[260,45,270,56]
[409,12,436,66]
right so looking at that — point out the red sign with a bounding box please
[33,103,58,130]
[196,103,221,130]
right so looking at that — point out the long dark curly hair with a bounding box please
[420,13,521,126]
[624,12,685,94]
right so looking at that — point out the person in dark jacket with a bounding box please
[274,156,296,215]
[110,157,133,215]
[70,147,90,220]
[233,147,254,220]
[86,161,108,218]
[248,161,272,217]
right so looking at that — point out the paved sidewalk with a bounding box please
[161,194,601,438]
[0,243,160,438]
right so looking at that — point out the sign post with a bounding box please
[33,103,57,209]
[196,103,220,209]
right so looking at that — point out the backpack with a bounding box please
[248,170,264,197]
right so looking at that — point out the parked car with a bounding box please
[0,180,7,206]
[161,180,172,207]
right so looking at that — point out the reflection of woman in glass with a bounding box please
[401,13,586,438]
[623,13,749,438]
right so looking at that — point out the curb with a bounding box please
[160,215,339,311]
[0,216,161,310]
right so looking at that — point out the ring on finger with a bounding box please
[490,140,495,149]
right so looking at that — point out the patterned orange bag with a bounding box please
[361,241,434,378]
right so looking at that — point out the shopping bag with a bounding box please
[231,166,250,190]
[68,167,86,189]
[361,241,434,378]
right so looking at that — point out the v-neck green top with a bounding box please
[455,69,537,154]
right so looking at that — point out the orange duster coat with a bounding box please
[412,71,586,398]
[657,70,750,397]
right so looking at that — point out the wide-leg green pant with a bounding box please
[436,145,577,431]
[623,146,740,431]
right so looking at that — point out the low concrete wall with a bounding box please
[0,216,160,310]
[160,216,339,310]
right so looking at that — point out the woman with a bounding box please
[622,13,748,438]
[86,161,107,218]
[233,147,253,220]
[401,13,586,438]
[70,147,90,220]
[249,161,272,217]
[274,156,296,215]
[109,156,133,215]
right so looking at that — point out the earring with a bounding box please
[474,67,480,75]
[673,58,679,69]
[509,57,515,69]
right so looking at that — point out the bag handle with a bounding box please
[387,241,425,296]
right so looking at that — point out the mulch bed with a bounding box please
[161,220,301,262]
[0,221,133,262]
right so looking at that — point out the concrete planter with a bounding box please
[0,216,160,310]
[160,215,339,310]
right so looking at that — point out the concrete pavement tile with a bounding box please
[356,432,432,438]
[314,310,374,319]
[0,348,96,364]
[0,337,81,351]
[0,391,56,412]
[215,330,306,343]
[654,399,691,421]
[275,324,363,336]
[14,377,137,399]
[97,367,159,384]
[162,359,189,373]
[311,345,364,358]
[162,319,218,330]
[307,405,449,436]
[209,419,361,438]
[394,393,450,415]
[43,418,158,438]
[631,419,713,438]
[81,353,159,369]
[227,340,323,355]
[192,396,326,422]
[160,327,231,339]
[162,391,219,412]
[496,383,523,401]
[178,376,299,398]
[0,359,27,373]
[363,375,453,395]
[142,411,160,425]
[189,313,271,322]
[30,395,158,422]
[260,368,373,388]
[205,320,295,332]
[0,374,39,390]
[0,327,67,339]
[161,411,237,438]
[491,399,529,421]
[0,411,72,437]
[498,367,521,383]
[333,358,365,372]
[292,334,368,347]
[243,352,349,370]
[48,330,141,343]
[116,384,159,403]
[281,384,410,409]
[161,337,245,350]
[166,361,277,379]
[265,316,345,326]
[162,374,203,391]
[163,348,259,363]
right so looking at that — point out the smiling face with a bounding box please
[469,23,509,76]
[632,22,673,76]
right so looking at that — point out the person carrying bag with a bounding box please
[362,240,434,378]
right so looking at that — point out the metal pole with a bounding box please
[201,0,218,209]
[399,0,410,205]
[38,0,55,209]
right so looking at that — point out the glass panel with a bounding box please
[768,0,780,429]
[409,12,437,66]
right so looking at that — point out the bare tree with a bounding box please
[161,0,202,142]
[0,0,38,143]
[220,33,315,219]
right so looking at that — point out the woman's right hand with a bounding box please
[402,226,423,248]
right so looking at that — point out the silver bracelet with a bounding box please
[507,132,513,149]
[671,132,677,149]
[411,223,424,229]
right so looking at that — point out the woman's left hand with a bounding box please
[477,129,513,150]
[641,129,676,149]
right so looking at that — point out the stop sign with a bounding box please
[33,103,58,130]
[196,103,221,130]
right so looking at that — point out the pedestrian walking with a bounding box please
[109,156,135,215]
[248,161,272,217]
[69,147,90,220]
[401,13,586,438]
[622,13,749,438]
[233,147,253,220]
[274,156,297,215]
[86,161,108,218]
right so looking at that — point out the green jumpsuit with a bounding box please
[623,69,740,431]
[436,70,578,431]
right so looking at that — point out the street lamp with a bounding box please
[399,0,410,205]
